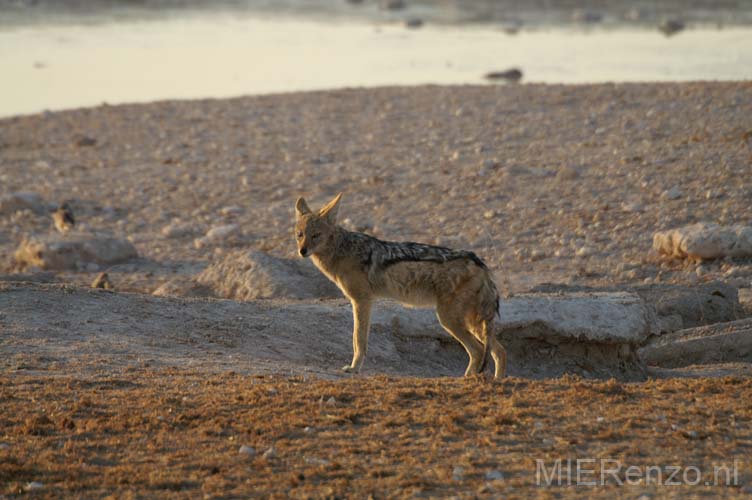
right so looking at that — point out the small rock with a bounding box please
[661,186,682,200]
[555,166,580,181]
[239,445,256,457]
[530,249,546,261]
[452,465,465,481]
[194,224,239,248]
[304,426,313,433]
[219,206,244,217]
[620,201,644,213]
[576,246,594,258]
[25,482,44,491]
[596,416,605,423]
[0,442,10,450]
[483,210,495,219]
[485,470,504,481]
[205,224,239,241]
[325,396,337,406]
[262,447,276,459]
[305,456,331,466]
[162,222,198,238]
[73,135,97,147]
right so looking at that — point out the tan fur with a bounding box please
[294,193,506,378]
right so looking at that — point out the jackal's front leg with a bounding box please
[342,299,372,374]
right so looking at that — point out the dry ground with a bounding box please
[2,372,752,499]
[2,83,752,498]
[1,83,751,293]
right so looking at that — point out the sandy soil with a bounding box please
[2,372,751,498]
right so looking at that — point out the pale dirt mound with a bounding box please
[1,282,651,380]
[195,249,340,301]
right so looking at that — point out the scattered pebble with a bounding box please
[452,465,465,481]
[661,186,683,200]
[576,246,594,258]
[219,206,244,217]
[262,447,276,459]
[238,445,256,457]
[24,482,44,491]
[485,470,504,481]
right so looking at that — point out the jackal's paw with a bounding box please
[341,364,356,373]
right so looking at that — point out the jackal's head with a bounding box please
[294,193,342,258]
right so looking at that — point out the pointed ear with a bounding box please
[318,192,342,224]
[295,197,311,218]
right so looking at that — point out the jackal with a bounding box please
[294,193,506,378]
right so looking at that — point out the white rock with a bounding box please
[239,445,256,456]
[485,470,504,481]
[620,201,644,213]
[0,442,9,450]
[653,222,752,260]
[220,206,244,217]
[452,466,465,481]
[24,482,44,491]
[325,396,337,406]
[661,186,683,200]
[305,456,331,466]
[262,447,276,459]
[576,246,594,258]
[205,224,239,241]
[499,292,658,344]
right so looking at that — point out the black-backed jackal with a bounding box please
[294,193,506,378]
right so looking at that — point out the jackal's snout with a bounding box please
[299,247,309,257]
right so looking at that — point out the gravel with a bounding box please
[0,82,750,293]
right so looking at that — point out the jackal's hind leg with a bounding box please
[436,305,485,376]
[487,330,507,379]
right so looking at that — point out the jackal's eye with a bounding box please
[296,231,303,239]
[312,233,321,240]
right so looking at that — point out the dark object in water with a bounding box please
[381,0,404,10]
[405,18,423,29]
[484,68,523,82]
[659,19,685,36]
